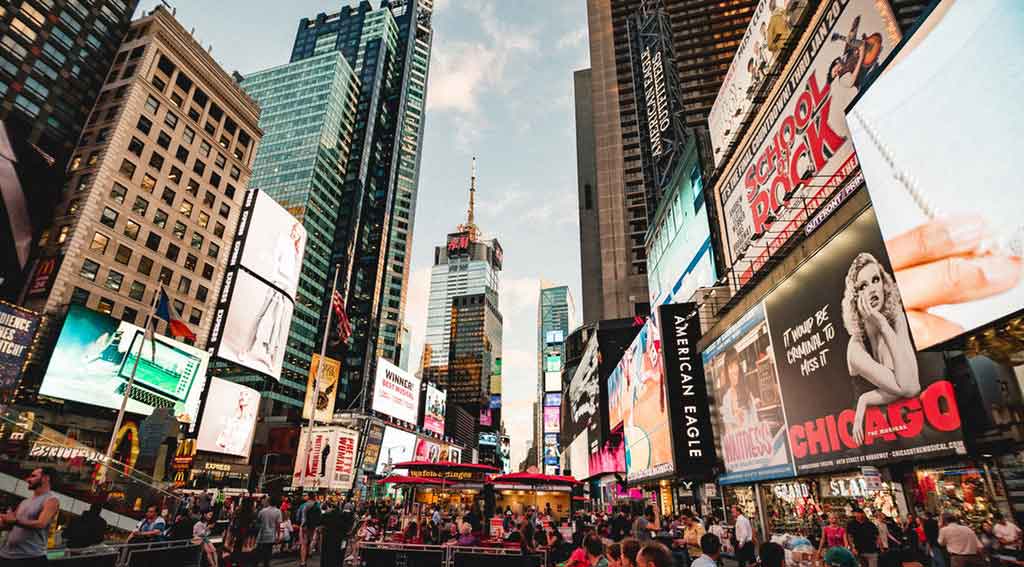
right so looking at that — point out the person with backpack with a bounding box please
[297,494,321,567]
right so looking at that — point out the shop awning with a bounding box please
[489,472,580,485]
[376,475,452,486]
[391,461,499,472]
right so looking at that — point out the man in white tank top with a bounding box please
[0,467,60,566]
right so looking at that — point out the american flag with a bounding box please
[331,290,352,345]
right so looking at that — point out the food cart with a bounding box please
[490,472,579,524]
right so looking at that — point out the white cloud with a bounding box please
[556,25,587,50]
[401,266,432,372]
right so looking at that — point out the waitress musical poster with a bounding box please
[764,209,966,474]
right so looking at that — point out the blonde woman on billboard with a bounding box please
[842,252,918,446]
[721,349,758,430]
[215,388,256,454]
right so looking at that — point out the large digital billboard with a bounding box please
[848,0,1024,349]
[0,302,39,390]
[292,426,359,491]
[41,305,209,430]
[715,0,901,286]
[543,406,560,433]
[376,426,416,475]
[208,188,306,380]
[196,377,260,458]
[565,337,600,448]
[423,382,446,436]
[371,358,421,424]
[302,354,340,422]
[708,0,811,164]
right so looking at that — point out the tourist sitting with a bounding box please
[455,523,480,546]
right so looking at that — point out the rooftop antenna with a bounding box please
[458,156,479,241]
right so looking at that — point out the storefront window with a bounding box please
[911,465,997,530]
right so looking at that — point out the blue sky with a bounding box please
[136,0,590,467]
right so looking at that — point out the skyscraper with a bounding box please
[579,0,756,321]
[19,6,261,398]
[289,0,433,409]
[237,52,361,414]
[0,0,139,300]
[535,282,574,473]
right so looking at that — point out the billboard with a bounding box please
[658,302,716,477]
[847,0,1024,349]
[543,433,559,466]
[588,436,626,477]
[371,358,421,424]
[479,432,497,446]
[703,303,793,483]
[41,305,208,430]
[764,209,964,474]
[480,407,493,427]
[0,302,39,390]
[568,430,589,480]
[647,157,716,307]
[543,392,561,407]
[489,394,501,409]
[292,426,359,490]
[361,421,386,473]
[608,317,675,482]
[196,377,260,458]
[302,354,340,422]
[543,406,560,433]
[544,372,561,392]
[423,382,446,436]
[545,330,565,345]
[716,0,901,286]
[414,437,443,462]
[208,188,306,380]
[500,435,511,474]
[565,337,600,447]
[375,426,416,475]
[545,354,561,372]
[708,0,812,164]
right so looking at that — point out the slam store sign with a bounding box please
[0,302,39,390]
[659,302,716,477]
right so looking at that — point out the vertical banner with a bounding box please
[0,302,39,390]
[292,426,359,490]
[658,302,716,477]
[302,354,340,421]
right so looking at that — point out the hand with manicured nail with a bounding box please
[886,215,1023,349]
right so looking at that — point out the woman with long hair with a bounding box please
[842,253,919,445]
[226,498,258,567]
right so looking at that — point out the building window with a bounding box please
[229,166,240,181]
[189,308,202,326]
[145,95,159,114]
[80,259,100,281]
[119,159,136,179]
[132,196,149,217]
[186,178,200,196]
[151,75,166,92]
[214,153,226,169]
[70,287,89,305]
[97,297,115,315]
[209,172,221,189]
[100,207,118,229]
[218,203,230,218]
[122,306,138,324]
[145,232,162,251]
[184,254,198,271]
[196,285,208,302]
[188,107,201,122]
[157,131,171,149]
[207,241,219,258]
[191,233,204,250]
[129,281,146,301]
[166,243,180,261]
[213,222,225,238]
[203,191,215,207]
[67,199,81,216]
[199,140,211,157]
[141,173,157,193]
[124,220,141,240]
[177,276,191,294]
[202,263,214,280]
[153,209,168,228]
[164,112,178,129]
[192,160,206,177]
[89,232,109,254]
[225,184,236,199]
[197,211,210,228]
[159,267,172,285]
[137,116,152,134]
[105,270,124,291]
[138,256,153,276]
[110,182,128,204]
[179,200,194,217]
[148,152,165,172]
[169,166,182,184]
[172,221,186,240]
[161,188,176,206]
[128,137,144,156]
[175,146,189,163]
[173,299,186,316]
[183,126,195,144]
[114,244,133,265]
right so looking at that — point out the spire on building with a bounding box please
[458,156,480,241]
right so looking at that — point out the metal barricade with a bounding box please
[356,541,547,567]
[48,538,203,567]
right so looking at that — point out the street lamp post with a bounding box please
[258,453,279,493]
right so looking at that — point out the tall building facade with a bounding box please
[580,0,755,321]
[0,0,139,300]
[234,53,360,414]
[19,6,261,398]
[535,283,574,473]
[290,0,433,409]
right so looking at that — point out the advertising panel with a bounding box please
[500,436,512,474]
[292,426,359,491]
[376,426,416,475]
[544,372,561,392]
[647,159,717,307]
[543,406,560,433]
[565,337,600,447]
[716,0,901,286]
[847,0,1024,349]
[545,354,561,372]
[414,437,443,462]
[302,354,340,422]
[543,433,559,466]
[703,304,793,483]
[480,407,493,427]
[608,366,625,432]
[371,358,421,424]
[479,432,497,446]
[423,383,447,436]
[0,302,38,390]
[361,421,386,473]
[546,330,565,345]
[568,431,589,480]
[489,394,501,409]
[588,436,625,477]
[449,446,463,464]
[213,269,293,380]
[41,305,208,430]
[658,302,716,476]
[765,209,964,474]
[196,377,260,458]
[708,0,811,164]
[613,317,675,482]
[543,392,561,407]
[238,190,307,300]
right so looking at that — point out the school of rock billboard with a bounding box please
[715,0,901,287]
[706,209,966,483]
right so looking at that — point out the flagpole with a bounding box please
[102,287,160,479]
[300,264,341,492]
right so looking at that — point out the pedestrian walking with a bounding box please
[938,513,983,567]
[256,496,282,567]
[733,505,756,567]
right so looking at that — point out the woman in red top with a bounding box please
[819,514,849,553]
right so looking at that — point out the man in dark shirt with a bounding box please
[64,503,107,548]
[611,508,631,542]
[847,508,880,567]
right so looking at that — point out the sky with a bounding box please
[135,0,590,469]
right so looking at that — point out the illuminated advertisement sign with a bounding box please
[564,337,599,450]
[361,421,386,473]
[848,0,1024,349]
[543,433,559,466]
[302,354,340,422]
[292,427,359,491]
[544,372,561,392]
[376,426,416,475]
[489,394,501,409]
[543,406,560,434]
[545,330,564,345]
[0,302,38,390]
[543,392,561,407]
[41,305,208,430]
[447,232,471,253]
[479,432,497,446]
[371,358,421,424]
[715,0,901,287]
[196,378,260,458]
[423,382,447,436]
[480,407,493,427]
